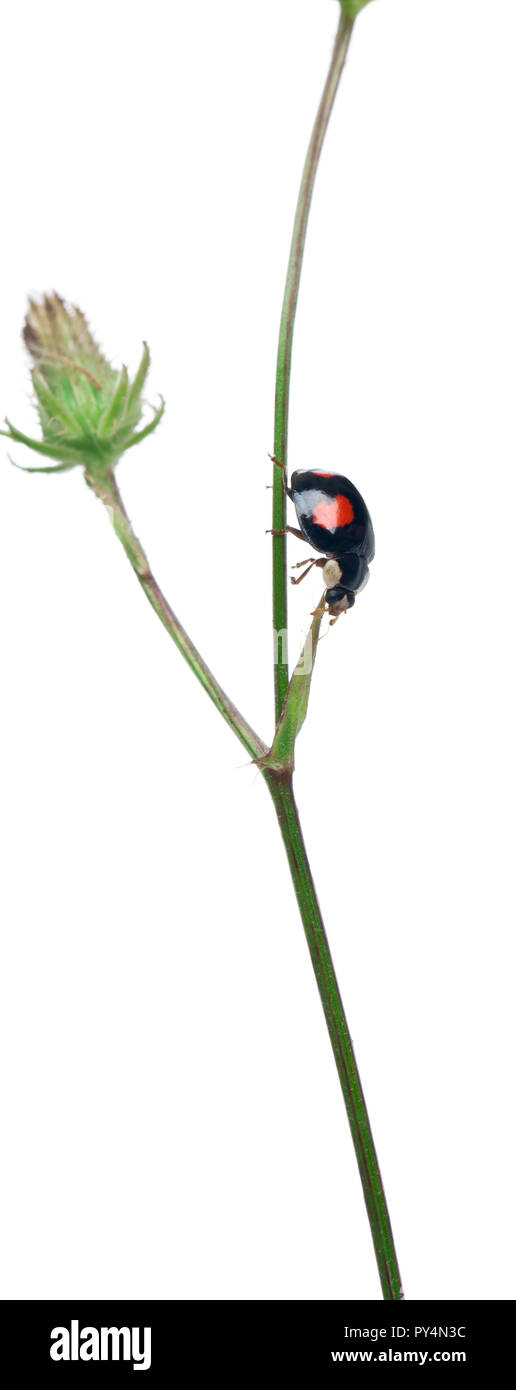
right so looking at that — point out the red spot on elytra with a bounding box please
[313,470,333,477]
[312,494,354,530]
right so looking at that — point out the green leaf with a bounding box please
[1,421,82,463]
[98,365,129,437]
[8,454,79,475]
[119,396,165,452]
[32,372,80,436]
[125,342,151,415]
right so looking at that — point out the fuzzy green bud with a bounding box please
[3,293,164,477]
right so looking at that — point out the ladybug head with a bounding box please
[326,586,356,616]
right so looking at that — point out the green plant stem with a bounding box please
[269,2,402,1295]
[272,9,355,723]
[267,770,403,1301]
[89,466,402,1300]
[81,10,401,1292]
[90,469,267,764]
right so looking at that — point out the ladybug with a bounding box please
[271,464,375,619]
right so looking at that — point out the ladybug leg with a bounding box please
[290,556,322,583]
[268,453,292,499]
[290,555,325,585]
[290,564,315,586]
[267,525,305,541]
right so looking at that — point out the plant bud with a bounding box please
[3,293,164,476]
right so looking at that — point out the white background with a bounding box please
[0,0,515,1302]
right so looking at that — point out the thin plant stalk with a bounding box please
[91,470,267,764]
[90,467,403,1300]
[267,771,402,1301]
[272,7,355,723]
[270,2,403,1297]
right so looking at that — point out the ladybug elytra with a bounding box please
[271,464,375,620]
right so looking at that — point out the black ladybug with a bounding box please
[272,464,375,619]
